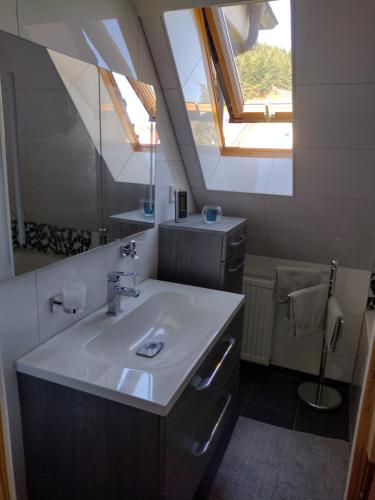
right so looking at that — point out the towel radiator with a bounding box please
[297,260,345,411]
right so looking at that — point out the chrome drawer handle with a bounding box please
[195,337,236,391]
[230,235,247,247]
[192,393,232,456]
[228,261,244,273]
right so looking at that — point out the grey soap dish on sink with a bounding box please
[136,341,164,358]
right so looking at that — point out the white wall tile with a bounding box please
[17,0,139,80]
[17,136,99,230]
[335,267,371,315]
[111,151,151,185]
[155,90,182,163]
[163,10,201,88]
[163,88,194,146]
[265,159,293,196]
[55,57,101,148]
[0,0,17,35]
[141,16,180,90]
[267,230,375,271]
[16,89,72,138]
[271,342,355,383]
[178,144,205,188]
[244,254,270,277]
[196,144,221,186]
[265,195,375,239]
[296,83,375,150]
[295,0,375,85]
[0,33,64,91]
[156,160,186,188]
[209,157,273,195]
[154,184,175,223]
[295,148,375,200]
[182,57,207,104]
[246,235,270,256]
[136,19,160,89]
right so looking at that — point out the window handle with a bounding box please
[264,104,275,122]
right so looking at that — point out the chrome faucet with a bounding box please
[107,271,140,316]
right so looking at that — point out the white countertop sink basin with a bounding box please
[84,291,214,370]
[16,279,244,415]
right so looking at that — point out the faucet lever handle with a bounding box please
[107,271,138,282]
[107,271,121,282]
[120,239,143,258]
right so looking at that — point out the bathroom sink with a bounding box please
[16,279,244,415]
[84,291,214,369]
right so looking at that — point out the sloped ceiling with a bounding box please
[140,0,375,270]
[134,0,259,17]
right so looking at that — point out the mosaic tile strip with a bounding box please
[12,220,92,257]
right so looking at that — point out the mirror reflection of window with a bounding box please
[0,29,156,281]
[99,69,156,242]
[113,73,156,148]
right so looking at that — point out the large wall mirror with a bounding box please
[0,30,156,281]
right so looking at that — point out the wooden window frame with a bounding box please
[194,8,292,159]
[202,6,293,124]
[99,68,156,153]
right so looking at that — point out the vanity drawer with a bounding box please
[164,363,239,500]
[221,253,245,293]
[161,307,243,491]
[222,224,247,262]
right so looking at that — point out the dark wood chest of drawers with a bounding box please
[158,215,247,293]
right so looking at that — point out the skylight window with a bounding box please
[196,0,293,156]
[221,2,292,118]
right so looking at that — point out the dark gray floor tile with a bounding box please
[230,361,259,419]
[242,403,295,429]
[295,391,349,441]
[248,372,301,414]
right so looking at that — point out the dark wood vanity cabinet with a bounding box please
[18,306,243,500]
[158,215,247,293]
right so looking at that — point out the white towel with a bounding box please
[325,296,344,352]
[288,284,329,339]
[273,266,322,303]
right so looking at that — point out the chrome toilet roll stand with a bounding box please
[297,260,345,411]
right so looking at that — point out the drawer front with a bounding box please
[162,307,243,490]
[164,364,239,500]
[158,228,223,290]
[221,253,245,293]
[222,224,247,262]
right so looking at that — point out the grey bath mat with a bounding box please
[209,417,349,500]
